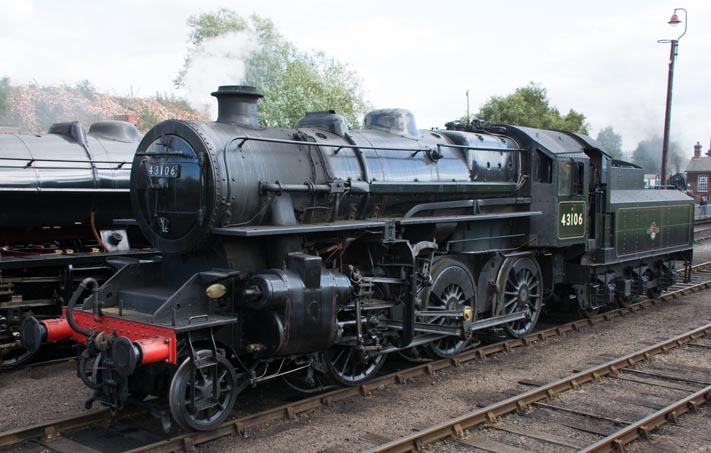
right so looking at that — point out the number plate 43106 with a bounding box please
[148,163,181,178]
[557,201,586,239]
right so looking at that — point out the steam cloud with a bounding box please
[181,31,260,119]
[631,135,687,175]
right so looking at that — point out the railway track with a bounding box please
[694,225,711,242]
[1,262,710,453]
[366,322,711,453]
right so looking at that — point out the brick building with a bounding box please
[685,141,711,204]
[111,114,138,126]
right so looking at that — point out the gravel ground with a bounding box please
[0,359,88,432]
[1,243,710,451]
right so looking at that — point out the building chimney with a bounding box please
[211,85,263,127]
[694,141,702,158]
[707,137,711,157]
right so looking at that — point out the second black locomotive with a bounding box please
[0,120,153,367]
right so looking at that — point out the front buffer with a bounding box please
[21,276,242,431]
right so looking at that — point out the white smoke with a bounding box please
[181,30,260,120]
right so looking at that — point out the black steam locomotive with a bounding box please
[0,120,153,367]
[23,86,694,430]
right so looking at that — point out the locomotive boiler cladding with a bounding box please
[0,120,139,238]
[23,85,694,431]
[0,120,152,368]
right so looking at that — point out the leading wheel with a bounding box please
[499,257,543,338]
[322,345,386,386]
[169,350,238,431]
[424,258,476,358]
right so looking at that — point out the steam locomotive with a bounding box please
[0,120,153,367]
[22,86,694,431]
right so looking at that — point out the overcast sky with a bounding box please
[2,0,709,157]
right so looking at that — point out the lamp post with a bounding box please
[659,7,687,187]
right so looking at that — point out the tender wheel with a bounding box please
[615,294,636,308]
[169,350,238,431]
[322,345,386,386]
[425,258,476,358]
[499,257,543,338]
[645,269,662,299]
[577,305,599,318]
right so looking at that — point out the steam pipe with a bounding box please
[90,211,109,252]
[66,277,99,338]
[260,182,331,194]
[78,349,102,389]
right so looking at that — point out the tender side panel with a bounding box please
[616,204,693,256]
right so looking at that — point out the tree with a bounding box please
[595,126,623,159]
[476,82,589,134]
[176,9,369,128]
[0,77,10,117]
[73,80,97,101]
[630,136,687,175]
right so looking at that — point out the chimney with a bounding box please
[211,85,263,127]
[694,141,702,158]
[707,137,711,157]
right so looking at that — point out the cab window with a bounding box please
[558,161,584,196]
[535,150,552,183]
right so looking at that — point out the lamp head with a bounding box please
[668,14,682,26]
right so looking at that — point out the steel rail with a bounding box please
[1,263,710,452]
[366,321,711,453]
[579,384,711,452]
[0,408,115,447]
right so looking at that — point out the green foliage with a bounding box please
[138,106,160,131]
[476,82,589,134]
[258,52,367,128]
[187,8,247,46]
[153,91,192,112]
[176,10,369,128]
[595,126,623,159]
[0,77,11,117]
[73,79,97,100]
